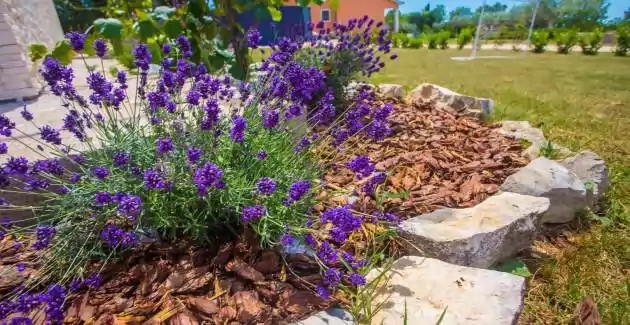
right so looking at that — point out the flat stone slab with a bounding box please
[367,256,526,325]
[400,192,550,268]
[495,121,546,160]
[560,151,609,206]
[408,83,494,120]
[293,308,354,325]
[500,157,587,223]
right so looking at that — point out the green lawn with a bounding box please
[369,49,630,324]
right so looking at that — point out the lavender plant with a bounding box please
[0,20,399,322]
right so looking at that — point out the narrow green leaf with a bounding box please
[494,258,532,278]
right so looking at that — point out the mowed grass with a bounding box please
[369,49,630,324]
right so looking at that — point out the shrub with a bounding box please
[457,28,474,50]
[531,30,550,53]
[437,31,451,49]
[426,33,438,49]
[555,29,579,54]
[391,32,410,48]
[579,28,604,55]
[408,37,424,49]
[0,23,398,320]
[614,27,630,56]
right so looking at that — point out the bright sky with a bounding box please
[399,0,627,20]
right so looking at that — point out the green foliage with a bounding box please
[579,28,604,55]
[50,40,76,65]
[426,33,439,49]
[408,37,424,49]
[555,29,579,54]
[87,0,322,80]
[28,44,48,63]
[614,26,630,56]
[495,258,532,277]
[437,30,450,49]
[392,33,410,48]
[457,28,473,50]
[539,140,559,159]
[531,30,550,53]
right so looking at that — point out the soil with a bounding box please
[319,100,527,216]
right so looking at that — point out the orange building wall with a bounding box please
[285,0,397,29]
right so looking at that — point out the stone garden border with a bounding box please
[296,83,610,325]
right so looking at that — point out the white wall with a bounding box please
[0,0,64,101]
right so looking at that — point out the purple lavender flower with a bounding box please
[280,233,295,245]
[346,156,374,179]
[257,151,268,160]
[263,110,279,129]
[65,32,85,51]
[320,207,362,234]
[69,279,82,292]
[186,89,201,105]
[93,167,109,179]
[93,39,107,57]
[112,152,130,167]
[284,180,311,205]
[95,191,112,206]
[0,142,7,154]
[187,147,202,163]
[247,29,263,49]
[305,233,316,248]
[256,177,276,195]
[156,137,174,154]
[230,115,247,144]
[132,43,152,71]
[117,71,128,89]
[323,267,342,287]
[318,241,338,265]
[329,227,347,244]
[39,125,62,145]
[241,205,265,222]
[118,194,142,220]
[194,162,225,195]
[162,43,171,54]
[362,172,386,195]
[69,172,81,183]
[144,168,169,190]
[373,103,393,121]
[32,225,56,250]
[84,273,103,289]
[366,120,391,141]
[176,35,192,58]
[390,54,398,60]
[20,106,33,121]
[0,114,16,136]
[101,224,137,248]
[316,284,330,299]
[16,262,25,272]
[349,272,366,286]
[4,156,29,175]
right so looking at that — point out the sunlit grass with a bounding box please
[368,48,630,324]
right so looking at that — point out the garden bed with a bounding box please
[319,99,527,217]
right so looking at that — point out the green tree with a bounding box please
[556,0,610,30]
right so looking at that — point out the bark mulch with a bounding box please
[0,230,330,325]
[319,100,528,217]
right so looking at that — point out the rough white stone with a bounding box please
[408,83,494,120]
[400,192,550,268]
[500,157,587,223]
[378,83,404,100]
[293,308,354,325]
[345,80,375,99]
[367,256,526,325]
[560,151,609,206]
[495,121,546,160]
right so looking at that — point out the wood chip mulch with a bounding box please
[0,230,331,325]
[319,100,528,217]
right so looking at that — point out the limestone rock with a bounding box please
[367,256,526,325]
[560,151,609,206]
[293,308,354,325]
[378,84,404,100]
[500,157,587,223]
[400,192,550,268]
[495,121,546,160]
[345,81,375,99]
[408,83,494,120]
